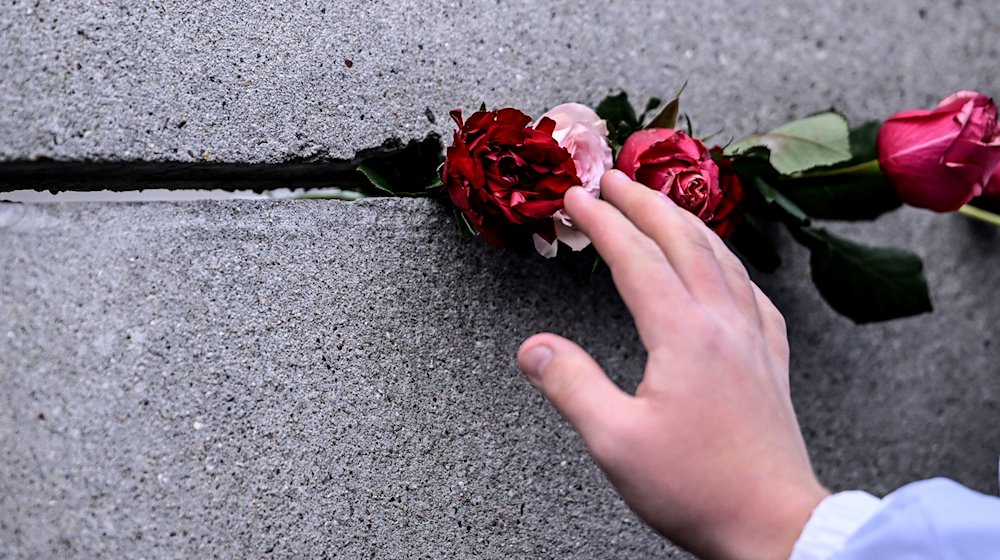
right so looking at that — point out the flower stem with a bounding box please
[958,204,1000,228]
[803,159,882,178]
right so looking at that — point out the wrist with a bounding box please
[704,477,830,560]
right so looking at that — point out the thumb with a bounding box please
[518,333,635,446]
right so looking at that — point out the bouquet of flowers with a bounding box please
[348,89,1000,324]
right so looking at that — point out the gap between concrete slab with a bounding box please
[0,188,365,203]
[0,134,443,198]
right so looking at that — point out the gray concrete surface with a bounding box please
[1,199,998,558]
[1,0,998,163]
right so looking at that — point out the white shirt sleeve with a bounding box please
[789,490,882,560]
[790,478,1000,560]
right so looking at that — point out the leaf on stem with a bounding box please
[596,92,641,146]
[728,112,852,175]
[639,97,663,122]
[451,206,477,240]
[646,96,680,130]
[354,134,445,197]
[776,120,901,221]
[781,174,902,221]
[357,164,396,195]
[792,227,932,323]
[754,177,810,224]
[847,121,881,163]
[645,81,688,130]
[726,212,781,273]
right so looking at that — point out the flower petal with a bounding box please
[555,220,592,251]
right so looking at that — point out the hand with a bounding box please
[518,170,829,560]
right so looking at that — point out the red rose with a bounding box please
[442,108,580,248]
[615,128,723,222]
[707,150,745,239]
[877,91,1000,212]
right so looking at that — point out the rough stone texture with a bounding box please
[1,199,998,558]
[1,0,998,163]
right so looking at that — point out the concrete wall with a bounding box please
[1,0,997,163]
[2,200,998,558]
[1,0,999,558]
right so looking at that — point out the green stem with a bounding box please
[958,204,1000,228]
[266,188,367,201]
[802,159,881,178]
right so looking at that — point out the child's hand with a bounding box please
[518,170,828,560]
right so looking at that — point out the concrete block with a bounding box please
[1,1,997,163]
[1,199,997,558]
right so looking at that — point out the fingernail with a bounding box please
[520,345,553,383]
[608,169,629,182]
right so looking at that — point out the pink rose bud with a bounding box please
[878,91,1000,212]
[616,128,723,222]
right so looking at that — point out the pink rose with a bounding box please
[616,128,723,221]
[878,91,1000,212]
[984,166,1000,198]
[532,103,613,258]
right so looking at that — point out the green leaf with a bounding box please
[726,212,781,273]
[479,101,487,112]
[639,97,662,122]
[793,227,932,324]
[780,173,902,221]
[646,96,680,129]
[731,147,777,177]
[728,112,852,175]
[352,134,445,197]
[754,177,809,224]
[774,120,901,221]
[357,164,396,195]
[596,92,641,146]
[847,121,881,163]
[452,206,477,240]
[424,177,444,192]
[769,119,900,220]
[645,81,688,130]
[799,121,883,174]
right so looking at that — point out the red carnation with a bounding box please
[442,108,581,248]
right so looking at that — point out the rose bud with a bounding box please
[442,108,580,252]
[533,103,613,257]
[878,91,1000,212]
[616,128,723,222]
[707,149,745,239]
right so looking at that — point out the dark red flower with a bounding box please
[442,108,581,248]
[707,150,745,239]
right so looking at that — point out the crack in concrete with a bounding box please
[0,134,442,192]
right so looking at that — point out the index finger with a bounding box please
[563,186,698,350]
